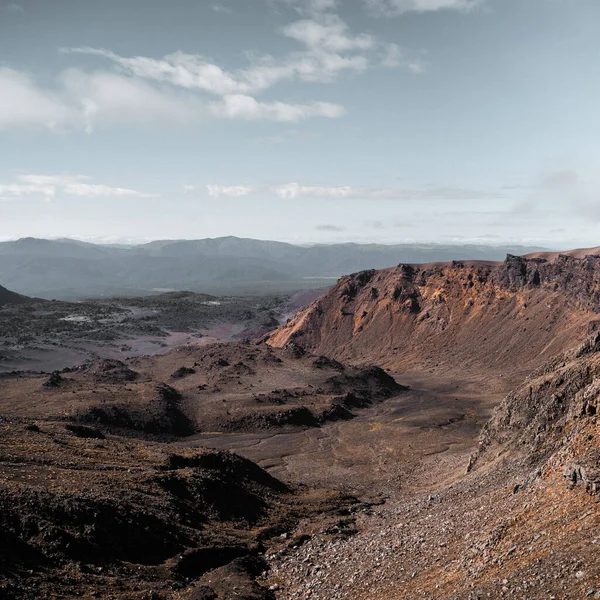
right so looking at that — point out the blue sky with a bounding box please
[1,0,599,246]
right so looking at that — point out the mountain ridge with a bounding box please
[0,236,547,299]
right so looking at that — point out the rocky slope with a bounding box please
[0,418,354,600]
[258,251,600,599]
[0,341,400,599]
[263,320,600,600]
[268,253,600,377]
[0,283,30,306]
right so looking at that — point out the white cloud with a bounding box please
[0,66,205,133]
[211,3,232,13]
[0,65,342,132]
[182,184,197,193]
[63,10,419,102]
[364,0,482,15]
[382,43,427,73]
[65,32,372,98]
[0,174,157,200]
[206,184,254,197]
[210,94,344,121]
[61,69,206,132]
[274,182,354,199]
[2,5,421,133]
[0,68,70,132]
[66,48,249,96]
[268,182,499,200]
[282,14,373,53]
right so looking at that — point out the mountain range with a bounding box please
[0,237,546,299]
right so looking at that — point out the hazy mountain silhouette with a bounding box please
[0,236,546,299]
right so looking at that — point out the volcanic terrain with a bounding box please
[2,250,600,599]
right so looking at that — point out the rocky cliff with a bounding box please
[268,253,600,376]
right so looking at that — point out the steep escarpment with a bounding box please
[268,254,600,377]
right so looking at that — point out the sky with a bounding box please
[0,0,599,247]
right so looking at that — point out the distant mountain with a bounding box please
[0,236,547,300]
[0,284,30,306]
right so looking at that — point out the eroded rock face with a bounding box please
[564,450,600,499]
[476,333,600,460]
[267,254,600,375]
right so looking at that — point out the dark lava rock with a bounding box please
[171,366,196,379]
[169,546,248,578]
[87,359,139,383]
[43,371,64,388]
[65,424,105,440]
[77,383,195,437]
[188,587,218,600]
[321,366,407,400]
[198,555,275,600]
[312,356,345,371]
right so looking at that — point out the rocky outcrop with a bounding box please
[476,333,600,460]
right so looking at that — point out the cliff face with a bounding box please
[472,330,600,469]
[268,254,600,375]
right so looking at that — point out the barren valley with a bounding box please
[2,250,600,599]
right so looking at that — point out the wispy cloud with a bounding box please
[0,174,157,200]
[363,0,482,16]
[64,12,401,97]
[209,94,344,121]
[1,2,24,13]
[274,182,354,199]
[211,3,232,13]
[2,2,423,133]
[282,14,373,53]
[382,43,427,73]
[206,184,254,197]
[195,181,498,201]
[272,182,498,200]
[316,223,346,231]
